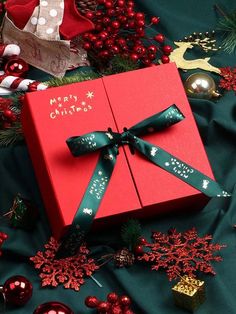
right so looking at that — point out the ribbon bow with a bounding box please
[56,105,230,258]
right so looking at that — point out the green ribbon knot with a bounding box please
[56,105,230,258]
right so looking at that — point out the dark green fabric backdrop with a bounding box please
[1,0,236,313]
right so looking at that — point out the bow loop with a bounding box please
[129,104,185,137]
[66,131,121,157]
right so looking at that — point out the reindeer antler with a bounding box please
[177,31,220,52]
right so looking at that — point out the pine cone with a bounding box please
[114,248,135,268]
[76,0,97,14]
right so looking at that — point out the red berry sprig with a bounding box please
[85,292,135,314]
[0,97,20,130]
[82,0,172,67]
[0,231,8,257]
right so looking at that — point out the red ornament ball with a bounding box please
[119,295,131,307]
[85,296,99,308]
[3,109,13,119]
[0,232,8,241]
[151,16,160,24]
[107,292,119,303]
[3,275,33,306]
[154,34,165,44]
[162,45,173,55]
[161,55,170,64]
[111,305,123,314]
[33,302,74,314]
[134,245,144,255]
[4,57,29,77]
[139,237,147,245]
[97,301,111,313]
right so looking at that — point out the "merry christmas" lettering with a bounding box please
[49,92,94,120]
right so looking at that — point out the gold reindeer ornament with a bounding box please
[168,33,221,74]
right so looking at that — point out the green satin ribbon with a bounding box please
[56,105,230,258]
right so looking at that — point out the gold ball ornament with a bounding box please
[184,73,221,99]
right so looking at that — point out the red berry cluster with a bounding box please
[0,97,20,130]
[82,0,172,66]
[0,231,8,257]
[85,292,135,314]
[0,97,19,130]
[133,236,147,255]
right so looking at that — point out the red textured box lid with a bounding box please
[103,63,214,208]
[22,78,141,238]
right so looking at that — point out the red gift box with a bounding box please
[22,63,214,239]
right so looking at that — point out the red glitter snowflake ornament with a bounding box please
[30,237,99,291]
[219,67,236,92]
[138,228,225,281]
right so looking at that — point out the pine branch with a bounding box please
[121,219,142,250]
[217,9,236,54]
[0,126,23,146]
[103,55,139,76]
[45,71,100,87]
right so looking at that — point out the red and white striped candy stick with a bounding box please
[0,74,48,92]
[0,43,21,58]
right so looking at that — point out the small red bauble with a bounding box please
[112,21,121,29]
[3,275,33,306]
[85,296,99,308]
[97,301,111,313]
[0,232,8,241]
[119,295,131,307]
[85,11,94,19]
[136,20,145,27]
[111,305,123,314]
[151,16,160,24]
[33,301,74,314]
[83,42,92,51]
[147,45,157,54]
[98,50,110,58]
[105,1,113,8]
[134,245,144,255]
[117,0,125,7]
[4,57,29,77]
[139,237,147,245]
[154,34,165,43]
[94,40,104,49]
[135,12,144,20]
[162,45,173,55]
[102,17,111,25]
[130,53,139,62]
[142,58,152,66]
[161,55,170,63]
[3,109,13,119]
[107,292,119,303]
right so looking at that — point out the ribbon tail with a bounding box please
[132,137,231,198]
[56,146,118,258]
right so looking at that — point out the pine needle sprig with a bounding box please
[103,55,139,76]
[121,219,142,251]
[217,9,236,54]
[0,125,23,146]
[46,71,100,88]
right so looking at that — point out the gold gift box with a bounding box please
[172,276,205,312]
